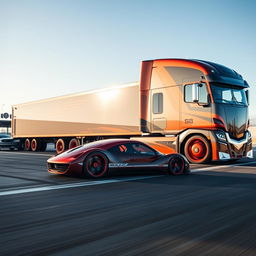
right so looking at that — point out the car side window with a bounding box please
[108,144,129,154]
[108,143,156,156]
[131,143,156,156]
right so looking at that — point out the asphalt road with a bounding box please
[1,149,256,256]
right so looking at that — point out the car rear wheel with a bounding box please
[83,152,108,178]
[168,155,185,175]
[184,135,211,164]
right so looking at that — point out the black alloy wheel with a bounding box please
[83,152,108,178]
[168,155,185,175]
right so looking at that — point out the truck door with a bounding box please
[181,83,212,130]
[150,91,167,132]
[150,86,181,134]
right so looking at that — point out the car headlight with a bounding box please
[215,131,227,141]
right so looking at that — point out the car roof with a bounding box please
[85,138,142,149]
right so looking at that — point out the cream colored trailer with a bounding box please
[12,83,141,151]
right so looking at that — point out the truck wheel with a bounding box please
[83,152,108,178]
[24,139,31,151]
[31,139,41,152]
[168,155,185,175]
[184,135,211,164]
[68,138,80,149]
[56,139,66,154]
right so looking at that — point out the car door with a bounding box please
[126,142,159,164]
[108,142,159,165]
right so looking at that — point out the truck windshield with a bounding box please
[210,83,248,106]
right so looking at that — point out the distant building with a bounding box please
[0,112,12,134]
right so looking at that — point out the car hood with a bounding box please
[48,146,95,163]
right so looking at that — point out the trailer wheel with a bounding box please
[184,135,211,164]
[31,138,41,152]
[68,138,80,149]
[24,139,31,151]
[83,152,108,178]
[56,139,66,154]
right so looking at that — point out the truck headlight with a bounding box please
[215,131,226,141]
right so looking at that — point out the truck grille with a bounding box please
[230,144,247,158]
[1,139,12,143]
[48,163,69,172]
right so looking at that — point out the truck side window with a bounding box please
[184,84,193,102]
[153,93,163,114]
[198,83,208,103]
[184,83,208,104]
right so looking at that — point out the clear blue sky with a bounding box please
[0,0,255,117]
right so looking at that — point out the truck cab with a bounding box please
[140,59,252,163]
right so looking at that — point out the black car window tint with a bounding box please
[132,143,156,156]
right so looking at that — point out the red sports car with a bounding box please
[47,139,190,178]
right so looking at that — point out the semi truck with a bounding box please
[12,58,253,163]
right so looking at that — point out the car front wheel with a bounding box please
[83,152,108,178]
[168,155,186,175]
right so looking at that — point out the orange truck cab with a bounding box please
[140,59,252,163]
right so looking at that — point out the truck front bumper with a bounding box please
[214,131,253,160]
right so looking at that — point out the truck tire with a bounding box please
[24,139,31,151]
[31,138,41,152]
[68,138,80,149]
[56,139,66,154]
[184,135,211,164]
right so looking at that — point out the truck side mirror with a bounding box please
[245,90,249,105]
[192,83,199,103]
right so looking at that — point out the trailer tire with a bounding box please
[24,139,31,151]
[31,138,41,152]
[184,135,211,164]
[68,138,80,149]
[56,139,66,154]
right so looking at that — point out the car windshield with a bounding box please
[0,134,10,138]
[210,83,248,106]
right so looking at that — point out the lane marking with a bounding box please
[0,151,53,157]
[0,175,163,196]
[192,161,256,173]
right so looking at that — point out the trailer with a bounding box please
[12,59,253,163]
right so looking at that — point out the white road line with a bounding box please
[0,151,53,157]
[192,161,256,173]
[0,175,163,197]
